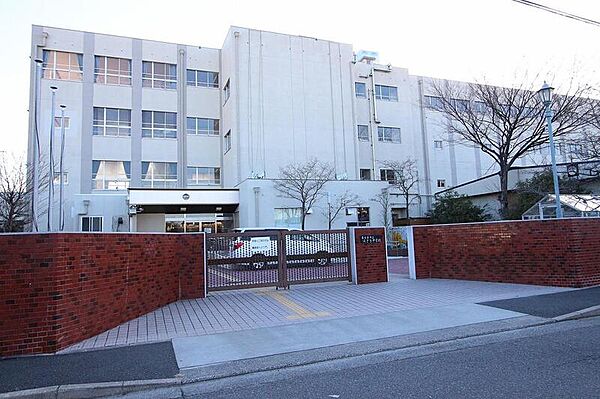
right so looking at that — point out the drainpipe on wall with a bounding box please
[369,64,379,179]
[253,186,260,227]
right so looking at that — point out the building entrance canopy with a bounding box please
[128,188,239,214]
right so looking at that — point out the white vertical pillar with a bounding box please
[348,227,358,284]
[407,226,417,280]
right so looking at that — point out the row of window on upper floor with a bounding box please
[354,82,398,101]
[41,50,219,88]
[357,125,401,143]
[90,160,221,190]
[89,107,220,138]
[357,168,447,188]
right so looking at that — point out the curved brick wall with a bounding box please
[0,233,205,357]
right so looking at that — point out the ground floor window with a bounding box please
[81,216,102,232]
[274,208,302,229]
[165,213,234,233]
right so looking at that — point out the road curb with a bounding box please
[553,305,600,321]
[179,315,553,384]
[0,378,181,399]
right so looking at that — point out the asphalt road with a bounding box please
[185,317,600,399]
[481,286,600,318]
[0,342,178,393]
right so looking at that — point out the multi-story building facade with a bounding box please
[27,25,578,233]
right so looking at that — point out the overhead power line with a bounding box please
[512,0,600,28]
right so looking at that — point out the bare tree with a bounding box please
[0,154,48,232]
[323,190,360,229]
[274,158,334,230]
[379,159,420,224]
[371,188,391,229]
[429,75,596,217]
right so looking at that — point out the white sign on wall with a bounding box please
[250,237,271,253]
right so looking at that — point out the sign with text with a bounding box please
[250,237,272,253]
[360,234,383,245]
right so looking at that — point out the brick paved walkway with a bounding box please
[63,278,569,352]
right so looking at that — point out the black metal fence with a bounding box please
[206,229,351,291]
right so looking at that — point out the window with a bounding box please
[54,116,70,129]
[42,50,83,81]
[377,126,401,143]
[187,167,221,186]
[451,98,470,112]
[357,125,369,141]
[274,208,302,229]
[53,172,68,185]
[473,101,487,113]
[142,161,177,188]
[380,169,396,183]
[92,160,131,190]
[437,179,446,188]
[223,79,231,104]
[434,140,443,149]
[93,107,131,137]
[142,61,177,89]
[424,95,443,110]
[142,111,177,138]
[355,82,366,98]
[186,69,219,88]
[94,56,131,85]
[375,84,398,101]
[224,130,232,153]
[186,117,219,136]
[81,216,102,232]
[360,169,371,181]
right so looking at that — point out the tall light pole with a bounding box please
[537,81,563,219]
[32,58,43,231]
[58,104,66,231]
[47,85,58,231]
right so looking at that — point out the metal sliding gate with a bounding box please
[206,229,351,292]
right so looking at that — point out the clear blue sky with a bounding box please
[0,0,598,157]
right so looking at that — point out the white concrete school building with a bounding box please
[27,25,575,232]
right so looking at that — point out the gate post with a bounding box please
[277,231,288,289]
[349,227,388,284]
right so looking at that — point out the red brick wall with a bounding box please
[353,227,388,284]
[413,218,600,288]
[0,233,205,357]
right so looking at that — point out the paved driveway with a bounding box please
[63,277,569,353]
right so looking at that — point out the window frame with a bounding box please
[142,61,177,89]
[42,50,83,81]
[377,126,401,143]
[434,140,443,149]
[141,161,178,188]
[360,169,371,181]
[186,166,221,186]
[374,84,398,101]
[142,110,177,139]
[224,130,232,153]
[94,56,132,86]
[380,169,396,184]
[93,107,132,137]
[357,125,369,142]
[355,82,367,98]
[223,79,231,104]
[437,179,446,188]
[186,117,220,136]
[92,160,131,190]
[53,172,68,185]
[186,69,219,88]
[54,116,70,129]
[81,216,103,232]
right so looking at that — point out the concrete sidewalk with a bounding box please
[63,277,569,352]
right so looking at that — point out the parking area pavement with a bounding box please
[63,277,570,353]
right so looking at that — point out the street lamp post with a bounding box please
[48,85,58,231]
[58,104,66,231]
[537,81,563,219]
